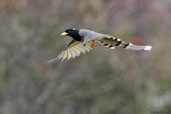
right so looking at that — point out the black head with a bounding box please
[61,28,82,41]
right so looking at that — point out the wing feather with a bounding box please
[61,51,67,61]
[72,47,81,57]
[69,48,76,58]
[75,46,86,54]
[48,40,93,62]
[57,40,93,61]
[67,50,72,60]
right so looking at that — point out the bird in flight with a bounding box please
[48,28,152,62]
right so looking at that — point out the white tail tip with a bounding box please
[125,43,152,51]
[144,46,152,51]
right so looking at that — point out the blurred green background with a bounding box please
[0,0,171,114]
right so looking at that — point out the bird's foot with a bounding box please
[91,40,96,48]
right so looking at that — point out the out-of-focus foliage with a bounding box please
[0,0,171,114]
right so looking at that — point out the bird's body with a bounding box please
[79,29,111,42]
[48,28,152,62]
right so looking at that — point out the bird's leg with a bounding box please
[91,40,96,48]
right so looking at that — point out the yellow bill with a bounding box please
[61,32,68,36]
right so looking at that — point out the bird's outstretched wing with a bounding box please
[47,40,93,62]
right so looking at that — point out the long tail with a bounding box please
[98,37,152,51]
[125,43,152,51]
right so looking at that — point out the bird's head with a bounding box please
[61,28,82,41]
